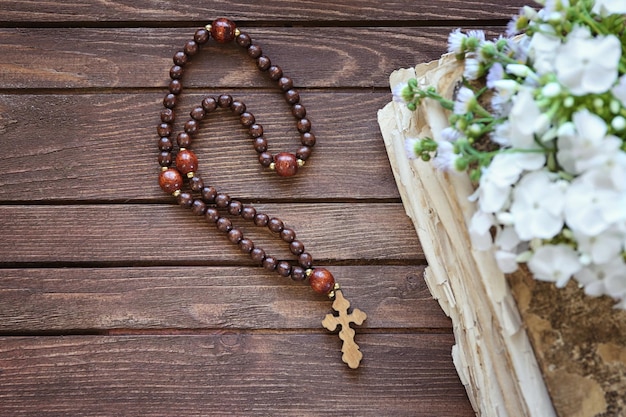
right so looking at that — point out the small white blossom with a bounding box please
[555,29,621,95]
[447,29,466,54]
[432,141,460,171]
[576,258,626,299]
[528,244,582,288]
[392,82,408,103]
[528,31,561,75]
[611,75,626,107]
[592,0,626,16]
[463,55,481,80]
[574,230,623,265]
[404,138,420,159]
[453,86,476,115]
[469,210,495,250]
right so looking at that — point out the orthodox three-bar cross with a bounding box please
[322,288,367,369]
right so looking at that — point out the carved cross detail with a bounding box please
[322,289,367,369]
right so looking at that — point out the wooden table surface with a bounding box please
[0,1,525,415]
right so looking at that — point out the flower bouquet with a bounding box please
[378,1,626,416]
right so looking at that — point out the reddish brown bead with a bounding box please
[241,206,257,220]
[210,18,237,43]
[292,104,306,119]
[253,137,268,153]
[240,112,255,127]
[173,51,188,66]
[161,108,175,123]
[277,261,292,277]
[228,200,243,216]
[263,256,278,271]
[309,268,335,294]
[236,32,252,48]
[158,137,173,151]
[249,124,263,138]
[301,132,316,147]
[202,97,218,112]
[158,151,172,167]
[298,253,313,269]
[289,240,305,255]
[268,217,284,233]
[285,89,300,104]
[254,213,269,227]
[280,228,296,242]
[177,192,193,208]
[177,132,192,148]
[297,118,311,133]
[291,266,306,281]
[205,207,219,223]
[191,199,207,216]
[201,186,218,203]
[158,168,183,194]
[239,238,254,253]
[268,65,283,80]
[278,77,293,91]
[189,175,204,191]
[218,94,233,108]
[247,44,262,58]
[296,146,312,161]
[273,152,298,177]
[163,94,177,109]
[250,247,266,264]
[170,65,184,79]
[258,152,273,167]
[176,149,199,175]
[215,193,231,208]
[184,40,199,56]
[216,217,233,232]
[228,228,243,244]
[230,100,246,114]
[190,106,206,120]
[194,28,210,44]
[257,56,271,71]
[184,119,199,135]
[157,123,172,137]
[169,79,182,95]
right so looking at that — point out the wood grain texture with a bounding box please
[0,266,448,331]
[0,334,474,417]
[0,0,526,23]
[0,92,399,201]
[0,203,423,263]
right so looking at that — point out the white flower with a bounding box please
[510,170,566,240]
[611,75,626,107]
[565,169,625,236]
[527,244,582,288]
[528,31,561,75]
[453,86,476,115]
[432,141,460,172]
[592,0,626,16]
[392,82,408,103]
[470,153,525,213]
[508,89,547,147]
[495,250,520,273]
[463,55,481,80]
[469,210,495,250]
[404,138,420,159]
[574,229,623,265]
[555,29,621,95]
[556,109,622,175]
[447,29,466,54]
[575,257,626,299]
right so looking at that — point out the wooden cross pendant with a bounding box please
[322,289,367,369]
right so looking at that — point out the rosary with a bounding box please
[156,18,366,369]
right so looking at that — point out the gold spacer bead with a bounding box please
[327,283,341,300]
[235,28,241,37]
[161,166,169,172]
[172,190,181,197]
[297,159,305,167]
[186,172,195,179]
[269,162,276,170]
[179,147,186,151]
[305,268,313,278]
[205,24,212,31]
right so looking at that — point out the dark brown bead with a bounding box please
[169,79,182,95]
[158,151,172,167]
[230,100,246,114]
[309,268,335,294]
[253,137,268,153]
[201,186,217,202]
[268,65,283,80]
[278,77,293,91]
[273,152,298,177]
[277,261,292,277]
[177,132,192,148]
[240,112,255,127]
[284,89,300,104]
[173,51,188,66]
[254,213,269,227]
[280,228,296,243]
[228,228,243,244]
[157,123,172,137]
[194,28,210,45]
[170,65,184,79]
[236,33,252,48]
[189,175,204,191]
[250,247,266,264]
[263,256,278,271]
[249,124,263,138]
[296,145,312,161]
[215,193,231,208]
[218,94,232,108]
[177,192,193,208]
[191,199,207,216]
[184,40,199,56]
[241,206,257,221]
[184,119,199,135]
[247,44,262,58]
[292,104,306,119]
[158,168,183,194]
[158,137,173,151]
[258,152,274,167]
[297,118,311,133]
[175,149,199,175]
[163,93,177,109]
[239,238,254,253]
[289,240,305,255]
[301,132,316,147]
[267,217,284,233]
[190,106,206,121]
[298,252,313,269]
[216,217,233,233]
[161,108,175,123]
[228,200,243,216]
[205,207,219,223]
[210,18,237,43]
[202,96,218,112]
[291,266,306,281]
[257,55,271,71]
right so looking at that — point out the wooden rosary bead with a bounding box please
[158,151,172,167]
[184,40,199,56]
[191,199,206,215]
[301,132,316,147]
[253,137,268,153]
[170,65,184,79]
[228,200,243,216]
[163,93,177,109]
[298,253,313,269]
[291,266,306,281]
[177,132,192,148]
[296,146,312,161]
[289,240,305,255]
[175,149,198,175]
[273,152,298,177]
[239,238,254,253]
[189,175,204,191]
[194,28,210,44]
[230,100,246,114]
[190,106,206,121]
[241,206,257,220]
[309,268,336,294]
[218,94,232,108]
[249,124,263,138]
[257,55,271,71]
[240,112,255,127]
[285,89,300,104]
[158,168,183,194]
[215,193,231,208]
[201,186,217,203]
[158,137,173,151]
[210,18,238,44]
[173,51,188,66]
[216,217,233,232]
[227,228,243,244]
[250,247,266,264]
[157,123,172,137]
[263,256,278,271]
[277,261,292,277]
[236,32,252,48]
[258,152,274,167]
[268,65,283,80]
[160,108,175,123]
[267,217,284,233]
[280,228,296,243]
[184,119,199,135]
[297,118,311,133]
[247,44,262,59]
[292,104,306,119]
[202,97,218,112]
[205,207,219,223]
[169,79,182,95]
[177,191,193,208]
[254,213,269,227]
[278,76,293,91]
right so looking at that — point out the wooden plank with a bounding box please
[0,203,423,263]
[0,0,526,23]
[0,92,398,201]
[0,265,449,331]
[0,27,451,89]
[0,334,473,417]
